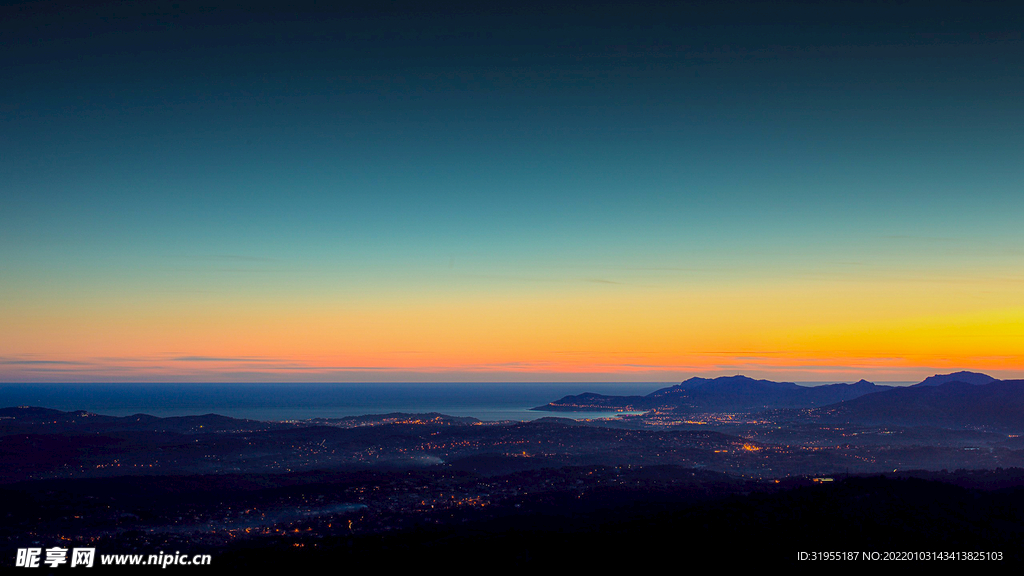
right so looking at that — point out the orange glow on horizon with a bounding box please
[2,275,1022,382]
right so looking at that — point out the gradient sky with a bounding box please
[2,0,1022,383]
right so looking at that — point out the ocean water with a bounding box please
[0,382,666,422]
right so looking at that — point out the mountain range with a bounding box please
[534,374,898,413]
[534,371,1024,430]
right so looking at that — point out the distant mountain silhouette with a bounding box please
[912,371,996,387]
[820,378,1024,430]
[535,375,893,413]
[650,375,801,395]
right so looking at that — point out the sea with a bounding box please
[0,382,668,422]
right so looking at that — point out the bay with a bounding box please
[0,382,665,422]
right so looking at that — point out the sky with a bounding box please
[2,0,1022,383]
